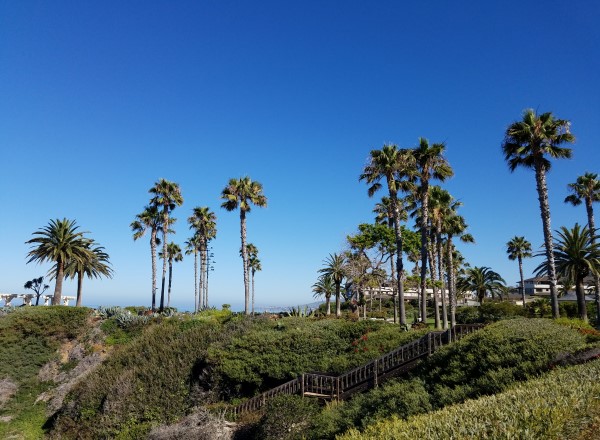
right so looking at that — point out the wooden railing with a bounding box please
[231,323,484,415]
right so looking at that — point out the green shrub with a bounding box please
[454,306,480,324]
[339,359,600,440]
[479,301,525,322]
[256,394,320,440]
[417,318,587,408]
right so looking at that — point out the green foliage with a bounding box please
[417,318,587,408]
[256,394,320,440]
[339,359,600,440]
[207,319,424,398]
[50,318,226,439]
[455,302,525,324]
[307,379,431,438]
[0,307,91,439]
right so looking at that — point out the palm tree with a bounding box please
[23,277,49,306]
[506,236,533,307]
[535,224,600,322]
[444,214,474,326]
[159,242,183,308]
[502,109,575,318]
[565,172,600,324]
[25,218,91,305]
[457,266,506,304]
[319,253,346,317]
[247,244,261,315]
[63,241,113,307]
[150,178,184,312]
[131,205,163,311]
[184,234,201,312]
[412,138,454,322]
[312,274,335,316]
[188,207,217,310]
[221,177,267,315]
[360,144,415,328]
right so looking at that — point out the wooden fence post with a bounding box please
[301,374,305,398]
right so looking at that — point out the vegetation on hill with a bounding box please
[339,358,600,439]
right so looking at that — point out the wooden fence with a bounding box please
[231,323,484,416]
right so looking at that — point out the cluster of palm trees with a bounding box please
[315,108,600,328]
[131,176,266,314]
[25,218,113,306]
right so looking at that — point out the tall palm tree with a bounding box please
[506,236,532,307]
[565,172,600,324]
[188,207,217,310]
[159,242,183,308]
[444,214,474,326]
[63,241,113,307]
[535,224,600,322]
[319,253,346,317]
[185,234,201,312]
[457,266,506,304]
[412,138,454,322]
[221,177,267,315]
[247,244,261,315]
[360,144,415,328]
[131,205,163,311]
[150,178,184,312]
[502,109,575,318]
[312,274,335,316]
[26,218,91,305]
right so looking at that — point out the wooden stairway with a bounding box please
[231,323,484,416]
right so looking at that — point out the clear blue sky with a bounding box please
[1,1,599,310]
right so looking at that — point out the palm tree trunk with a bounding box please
[240,211,250,315]
[251,269,255,315]
[204,244,209,308]
[193,250,198,313]
[160,210,169,312]
[447,237,456,327]
[53,259,64,305]
[388,187,406,328]
[335,283,341,317]
[419,184,429,322]
[326,295,331,316]
[576,277,588,322]
[428,235,440,329]
[518,256,526,307]
[585,198,600,327]
[534,163,559,318]
[198,246,204,310]
[167,261,173,308]
[76,270,83,307]
[437,228,448,329]
[150,230,157,311]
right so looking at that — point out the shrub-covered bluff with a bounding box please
[0,307,599,439]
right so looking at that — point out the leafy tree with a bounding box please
[506,236,532,307]
[319,253,346,317]
[188,207,217,310]
[565,172,600,324]
[502,109,575,318]
[360,144,415,327]
[411,139,454,323]
[159,242,183,308]
[25,218,91,305]
[131,205,163,311]
[23,276,49,306]
[312,274,335,315]
[458,266,505,304]
[150,179,184,312]
[221,176,267,315]
[535,224,600,322]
